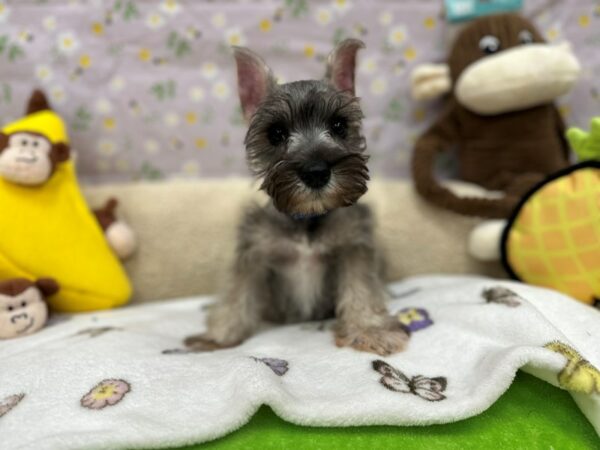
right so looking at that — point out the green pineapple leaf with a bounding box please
[566,117,600,161]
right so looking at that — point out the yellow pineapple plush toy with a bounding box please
[0,90,134,312]
[500,161,599,304]
[469,118,599,305]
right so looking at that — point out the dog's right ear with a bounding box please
[233,47,275,122]
[325,38,365,95]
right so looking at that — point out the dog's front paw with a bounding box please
[335,323,409,356]
[183,333,240,352]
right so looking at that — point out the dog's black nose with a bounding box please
[298,161,331,189]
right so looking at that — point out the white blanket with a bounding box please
[1,275,599,450]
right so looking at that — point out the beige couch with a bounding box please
[83,179,505,304]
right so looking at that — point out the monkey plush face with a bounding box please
[449,14,580,115]
[0,278,58,339]
[0,132,69,186]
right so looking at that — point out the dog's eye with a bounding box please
[479,35,500,54]
[518,30,534,44]
[330,117,348,139]
[267,123,289,146]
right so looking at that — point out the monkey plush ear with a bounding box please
[93,197,119,230]
[410,63,452,101]
[53,142,70,163]
[0,132,8,149]
[26,89,52,115]
[233,47,276,122]
[325,38,364,95]
[35,278,60,297]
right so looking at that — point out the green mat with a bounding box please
[175,372,598,450]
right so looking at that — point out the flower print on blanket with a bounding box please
[372,360,447,401]
[81,379,131,410]
[0,393,25,418]
[397,307,433,332]
[482,286,522,307]
[545,341,600,394]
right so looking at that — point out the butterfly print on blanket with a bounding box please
[372,360,447,401]
[482,286,522,307]
[0,393,25,418]
[251,357,289,376]
[396,307,433,332]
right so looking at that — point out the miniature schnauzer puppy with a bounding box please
[185,39,409,356]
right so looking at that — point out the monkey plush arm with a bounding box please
[552,105,572,163]
[411,100,518,218]
[93,198,137,260]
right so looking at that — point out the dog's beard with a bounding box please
[261,154,369,217]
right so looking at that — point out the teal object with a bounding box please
[174,372,597,450]
[445,0,523,23]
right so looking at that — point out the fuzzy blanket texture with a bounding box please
[1,275,599,450]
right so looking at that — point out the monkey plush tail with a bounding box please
[412,139,519,219]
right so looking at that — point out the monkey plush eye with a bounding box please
[7,305,13,311]
[32,140,39,148]
[21,301,27,307]
[518,30,534,44]
[21,139,28,146]
[330,116,348,139]
[267,123,289,146]
[479,35,500,54]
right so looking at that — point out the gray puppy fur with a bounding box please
[184,39,409,356]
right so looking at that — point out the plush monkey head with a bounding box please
[0,132,69,186]
[412,13,580,115]
[451,14,580,114]
[0,90,70,186]
[0,278,59,339]
[411,13,580,219]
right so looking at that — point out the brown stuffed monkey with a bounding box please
[411,13,580,218]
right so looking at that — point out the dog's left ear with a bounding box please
[233,46,276,122]
[325,38,365,95]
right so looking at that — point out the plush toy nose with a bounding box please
[298,161,331,189]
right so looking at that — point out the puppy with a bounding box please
[185,39,409,356]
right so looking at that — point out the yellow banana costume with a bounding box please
[0,95,131,312]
